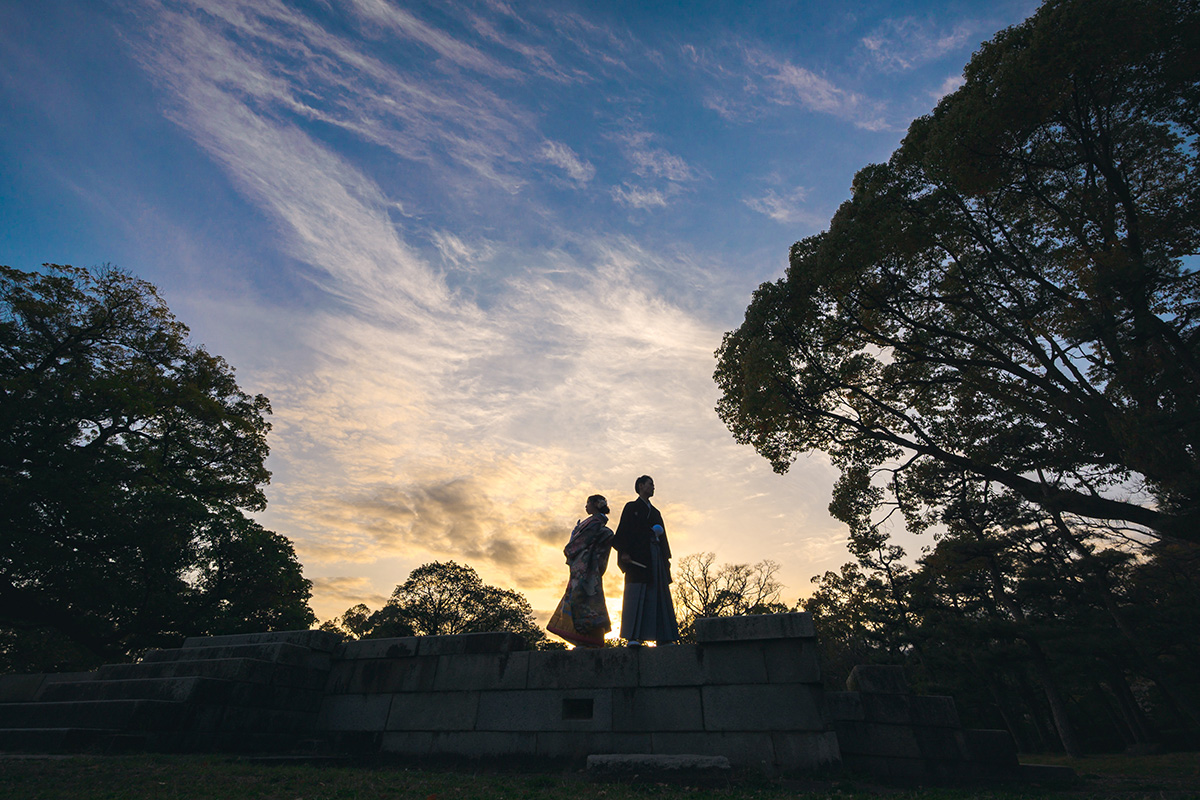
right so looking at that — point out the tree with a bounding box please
[0,264,314,671]
[324,561,557,649]
[672,552,785,641]
[714,0,1200,541]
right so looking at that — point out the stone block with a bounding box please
[325,657,437,695]
[824,691,864,721]
[428,730,537,757]
[527,647,637,689]
[861,692,912,724]
[842,753,926,781]
[536,731,653,760]
[701,684,824,731]
[181,629,341,652]
[833,720,921,759]
[962,728,1017,765]
[417,632,529,656]
[694,613,814,643]
[386,691,479,731]
[762,638,821,684]
[770,731,842,772]
[700,643,767,684]
[380,730,433,756]
[217,706,315,735]
[0,674,46,703]
[912,725,968,760]
[39,676,210,704]
[909,695,961,728]
[435,651,528,691]
[0,699,183,731]
[846,665,909,694]
[144,642,313,666]
[317,694,393,731]
[98,657,277,684]
[612,686,703,732]
[637,644,704,687]
[476,689,612,732]
[650,731,775,771]
[340,637,420,660]
[272,663,333,691]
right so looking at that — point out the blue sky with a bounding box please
[1,0,1040,625]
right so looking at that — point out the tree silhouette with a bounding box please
[0,264,312,671]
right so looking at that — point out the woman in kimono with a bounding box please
[547,494,614,648]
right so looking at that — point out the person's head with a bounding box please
[586,494,610,515]
[635,475,654,499]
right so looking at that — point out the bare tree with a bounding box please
[672,552,785,640]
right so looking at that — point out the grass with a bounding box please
[0,752,1196,800]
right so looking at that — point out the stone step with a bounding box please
[0,699,185,731]
[181,630,342,653]
[0,727,118,754]
[96,662,328,690]
[143,641,329,669]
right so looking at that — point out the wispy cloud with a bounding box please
[117,0,848,624]
[743,186,820,226]
[861,17,975,71]
[754,54,889,131]
[539,140,596,184]
[930,74,966,102]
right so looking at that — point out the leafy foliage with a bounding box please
[322,560,557,649]
[0,264,313,671]
[714,0,1200,541]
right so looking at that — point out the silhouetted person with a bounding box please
[612,475,678,646]
[547,494,614,648]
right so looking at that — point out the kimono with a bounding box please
[547,513,614,647]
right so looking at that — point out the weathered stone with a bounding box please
[650,731,775,771]
[428,730,537,757]
[325,657,437,695]
[386,691,479,731]
[909,695,961,728]
[770,731,842,772]
[637,644,705,687]
[833,720,921,759]
[434,650,529,691]
[823,691,864,721]
[316,694,392,731]
[912,725,968,760]
[762,638,821,684]
[846,665,909,694]
[98,658,277,684]
[417,632,529,656]
[536,731,653,760]
[181,630,341,652]
[860,692,912,724]
[527,647,637,689]
[701,684,824,731]
[143,642,314,666]
[340,637,420,661]
[694,613,815,643]
[0,674,46,703]
[379,730,433,756]
[962,728,1018,765]
[612,687,703,732]
[700,643,768,684]
[476,689,613,732]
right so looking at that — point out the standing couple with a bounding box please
[546,475,679,648]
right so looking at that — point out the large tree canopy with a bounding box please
[715,0,1200,541]
[322,561,555,649]
[0,264,313,671]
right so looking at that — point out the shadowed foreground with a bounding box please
[0,752,1196,800]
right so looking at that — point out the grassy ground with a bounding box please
[0,752,1196,800]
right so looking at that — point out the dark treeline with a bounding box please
[714,0,1200,756]
[802,506,1200,755]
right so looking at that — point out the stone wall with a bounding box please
[317,613,839,774]
[0,613,1057,782]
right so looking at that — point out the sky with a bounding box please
[0,0,1042,628]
